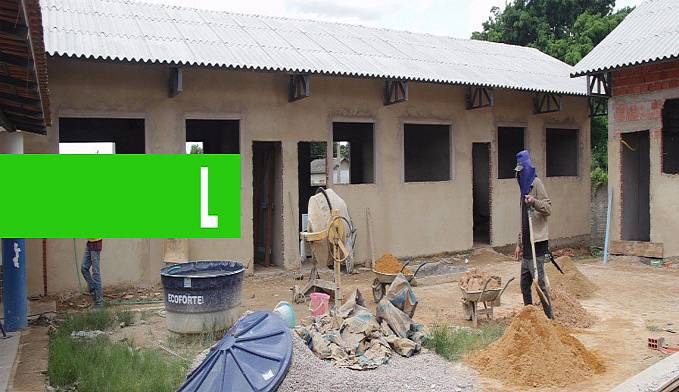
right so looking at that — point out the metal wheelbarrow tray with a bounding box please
[371,262,426,303]
[460,276,514,328]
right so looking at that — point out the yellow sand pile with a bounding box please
[546,256,598,299]
[375,253,412,275]
[459,268,501,292]
[467,305,604,387]
[539,287,595,328]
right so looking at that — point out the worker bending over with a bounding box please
[513,150,554,319]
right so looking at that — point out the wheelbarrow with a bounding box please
[371,261,427,303]
[460,276,514,328]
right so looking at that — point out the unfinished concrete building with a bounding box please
[573,0,679,259]
[23,0,592,295]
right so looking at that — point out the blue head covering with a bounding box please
[515,150,536,198]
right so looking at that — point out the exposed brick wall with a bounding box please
[613,61,679,96]
[591,184,608,246]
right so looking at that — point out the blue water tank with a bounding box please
[178,311,293,392]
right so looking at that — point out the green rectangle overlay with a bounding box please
[0,154,240,238]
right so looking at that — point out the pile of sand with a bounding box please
[467,305,604,388]
[375,253,412,274]
[539,287,595,328]
[459,268,501,291]
[546,256,598,299]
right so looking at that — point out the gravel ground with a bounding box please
[278,335,478,392]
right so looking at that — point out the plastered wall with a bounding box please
[608,62,679,257]
[21,58,591,295]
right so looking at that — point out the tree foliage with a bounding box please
[472,0,633,188]
[472,0,632,66]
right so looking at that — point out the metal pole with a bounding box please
[603,186,613,264]
[2,238,27,331]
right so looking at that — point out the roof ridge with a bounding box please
[45,0,539,53]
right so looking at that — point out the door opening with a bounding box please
[297,142,327,231]
[252,141,283,268]
[473,143,491,245]
[621,131,650,241]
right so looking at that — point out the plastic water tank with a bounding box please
[160,261,244,333]
[178,311,293,392]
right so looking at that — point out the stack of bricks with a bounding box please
[613,61,679,96]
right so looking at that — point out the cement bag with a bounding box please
[340,312,381,354]
[310,331,333,359]
[307,189,353,268]
[385,335,420,357]
[337,289,367,319]
[376,298,414,339]
[385,273,418,318]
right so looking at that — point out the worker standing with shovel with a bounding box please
[513,150,554,320]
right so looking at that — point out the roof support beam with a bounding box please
[0,109,16,132]
[0,51,32,67]
[465,86,494,110]
[587,72,611,97]
[169,67,182,98]
[588,97,608,117]
[288,74,310,102]
[0,74,36,89]
[0,20,28,38]
[0,91,39,104]
[384,80,408,105]
[533,92,562,114]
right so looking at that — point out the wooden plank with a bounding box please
[366,208,376,270]
[609,240,663,258]
[610,352,679,392]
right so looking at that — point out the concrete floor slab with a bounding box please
[0,332,20,392]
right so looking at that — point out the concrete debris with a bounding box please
[459,268,501,292]
[295,288,424,370]
[70,330,107,339]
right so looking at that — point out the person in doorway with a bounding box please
[513,150,554,319]
[81,238,104,306]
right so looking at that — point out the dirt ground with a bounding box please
[242,249,679,392]
[93,248,679,391]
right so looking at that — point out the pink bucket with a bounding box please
[309,292,330,317]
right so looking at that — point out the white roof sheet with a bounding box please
[573,0,679,76]
[41,0,586,95]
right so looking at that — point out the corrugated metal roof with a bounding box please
[573,0,679,77]
[40,0,586,95]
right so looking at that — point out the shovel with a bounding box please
[528,207,551,308]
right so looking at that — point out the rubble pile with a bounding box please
[295,276,425,370]
[459,268,501,292]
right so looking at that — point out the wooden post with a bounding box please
[366,208,376,270]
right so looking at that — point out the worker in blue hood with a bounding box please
[514,150,553,319]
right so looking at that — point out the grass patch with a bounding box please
[647,324,660,332]
[114,308,134,327]
[424,322,505,361]
[57,309,115,336]
[49,335,187,392]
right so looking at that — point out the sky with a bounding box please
[140,0,643,39]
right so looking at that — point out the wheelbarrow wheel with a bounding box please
[372,278,385,303]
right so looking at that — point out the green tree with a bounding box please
[189,144,203,154]
[472,1,633,189]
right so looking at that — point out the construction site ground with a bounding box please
[244,250,679,391]
[49,250,679,392]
